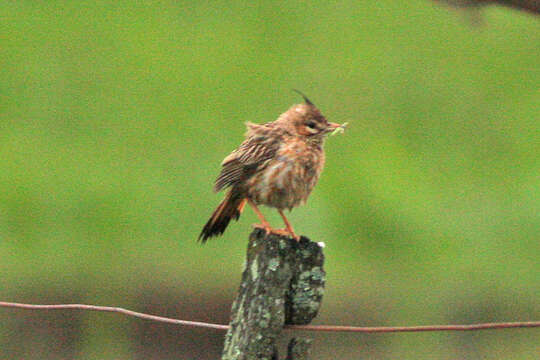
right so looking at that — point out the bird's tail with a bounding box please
[199,190,246,243]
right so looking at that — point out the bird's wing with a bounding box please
[214,122,281,192]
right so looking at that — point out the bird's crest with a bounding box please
[292,89,314,106]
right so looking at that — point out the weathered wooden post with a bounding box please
[222,228,326,360]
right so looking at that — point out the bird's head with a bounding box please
[276,90,343,142]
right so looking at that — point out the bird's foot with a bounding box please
[252,224,299,240]
[276,209,300,241]
[272,228,300,241]
[286,229,301,241]
[270,228,293,238]
[252,222,272,235]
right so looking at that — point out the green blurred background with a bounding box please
[1,1,539,359]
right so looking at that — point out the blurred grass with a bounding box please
[1,1,539,359]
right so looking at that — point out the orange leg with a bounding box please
[248,199,272,234]
[278,209,299,241]
[248,200,295,238]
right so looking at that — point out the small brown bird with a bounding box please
[199,91,343,242]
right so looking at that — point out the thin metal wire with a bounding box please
[2,301,539,333]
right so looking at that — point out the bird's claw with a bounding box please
[252,223,272,235]
[288,231,301,242]
[270,228,292,237]
[253,224,299,241]
[275,228,300,241]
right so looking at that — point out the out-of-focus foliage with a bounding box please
[1,1,538,359]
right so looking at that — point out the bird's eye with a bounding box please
[306,121,317,129]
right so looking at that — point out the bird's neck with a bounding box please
[305,135,325,147]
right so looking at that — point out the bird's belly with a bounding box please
[247,156,320,210]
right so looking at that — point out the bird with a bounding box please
[199,91,344,242]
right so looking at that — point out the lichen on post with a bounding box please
[222,229,326,360]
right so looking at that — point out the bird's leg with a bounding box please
[248,200,293,238]
[248,199,272,234]
[278,209,300,241]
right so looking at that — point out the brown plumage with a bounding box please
[199,92,343,242]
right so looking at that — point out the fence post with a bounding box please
[222,228,326,360]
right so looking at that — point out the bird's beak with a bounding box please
[327,122,341,130]
[325,122,346,134]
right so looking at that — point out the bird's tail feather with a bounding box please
[199,191,246,243]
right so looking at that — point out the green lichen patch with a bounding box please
[268,257,280,271]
